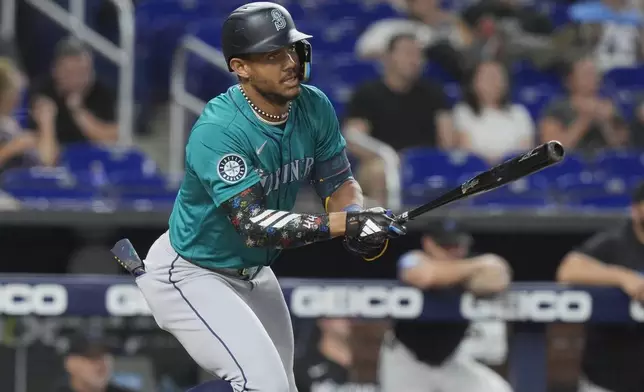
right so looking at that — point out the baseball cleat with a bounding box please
[111,238,146,277]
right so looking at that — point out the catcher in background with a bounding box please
[378,219,513,392]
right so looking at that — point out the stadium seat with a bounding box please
[572,193,632,210]
[470,191,551,209]
[604,66,644,90]
[593,149,644,180]
[59,143,159,183]
[400,149,489,206]
[109,172,179,208]
[184,20,237,101]
[134,0,220,102]
[537,152,590,180]
[0,167,101,209]
[470,175,552,209]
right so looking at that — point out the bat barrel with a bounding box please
[547,140,565,162]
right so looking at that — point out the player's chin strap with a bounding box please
[324,197,389,262]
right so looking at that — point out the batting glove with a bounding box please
[344,207,407,261]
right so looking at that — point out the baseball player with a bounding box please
[378,220,513,392]
[110,2,406,392]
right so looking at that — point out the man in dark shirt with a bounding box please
[557,182,644,392]
[343,33,454,204]
[295,318,378,392]
[379,220,513,392]
[55,333,133,392]
[28,36,118,163]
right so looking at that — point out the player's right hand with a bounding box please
[343,207,407,261]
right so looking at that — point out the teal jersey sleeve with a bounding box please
[308,86,347,162]
[186,123,261,208]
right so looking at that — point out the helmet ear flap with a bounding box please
[295,40,312,82]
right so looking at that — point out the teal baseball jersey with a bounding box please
[168,84,346,269]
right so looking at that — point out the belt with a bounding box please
[210,265,263,281]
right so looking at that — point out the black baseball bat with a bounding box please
[394,140,565,224]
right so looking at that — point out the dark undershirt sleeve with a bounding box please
[220,182,333,249]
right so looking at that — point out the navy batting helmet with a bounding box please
[221,2,313,81]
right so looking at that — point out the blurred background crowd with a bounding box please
[1,0,644,392]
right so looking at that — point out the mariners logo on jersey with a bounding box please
[218,154,248,184]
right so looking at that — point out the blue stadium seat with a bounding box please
[184,20,237,101]
[0,167,100,208]
[538,152,590,180]
[513,86,562,120]
[110,173,179,209]
[470,175,552,208]
[470,192,551,209]
[593,149,644,179]
[604,66,644,90]
[400,148,489,205]
[134,0,220,102]
[59,143,159,183]
[403,174,458,206]
[572,193,632,210]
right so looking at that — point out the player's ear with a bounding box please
[230,58,251,80]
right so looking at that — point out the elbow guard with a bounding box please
[311,149,354,200]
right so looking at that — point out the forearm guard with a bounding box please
[221,183,332,249]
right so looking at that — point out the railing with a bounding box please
[169,35,234,185]
[1,0,135,145]
[344,128,401,210]
[169,36,401,208]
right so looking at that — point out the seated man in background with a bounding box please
[55,333,133,392]
[556,182,644,392]
[0,57,55,174]
[539,56,629,152]
[378,219,513,392]
[344,33,454,204]
[27,36,117,163]
[295,318,378,392]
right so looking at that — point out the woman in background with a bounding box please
[0,57,55,173]
[454,60,535,164]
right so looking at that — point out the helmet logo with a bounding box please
[271,9,286,31]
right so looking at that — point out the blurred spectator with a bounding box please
[295,318,376,392]
[54,333,133,392]
[460,0,557,71]
[0,57,54,174]
[344,34,454,204]
[454,60,535,164]
[556,182,644,392]
[358,0,473,81]
[378,219,512,392]
[27,36,118,162]
[631,98,644,147]
[552,0,643,72]
[539,57,629,151]
[0,36,24,73]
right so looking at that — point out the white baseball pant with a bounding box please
[378,331,513,392]
[134,231,297,392]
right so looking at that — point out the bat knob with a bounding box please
[546,140,565,162]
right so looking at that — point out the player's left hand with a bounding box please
[343,207,407,261]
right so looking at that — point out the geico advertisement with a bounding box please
[0,284,68,315]
[105,284,152,316]
[289,285,424,318]
[460,290,594,322]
